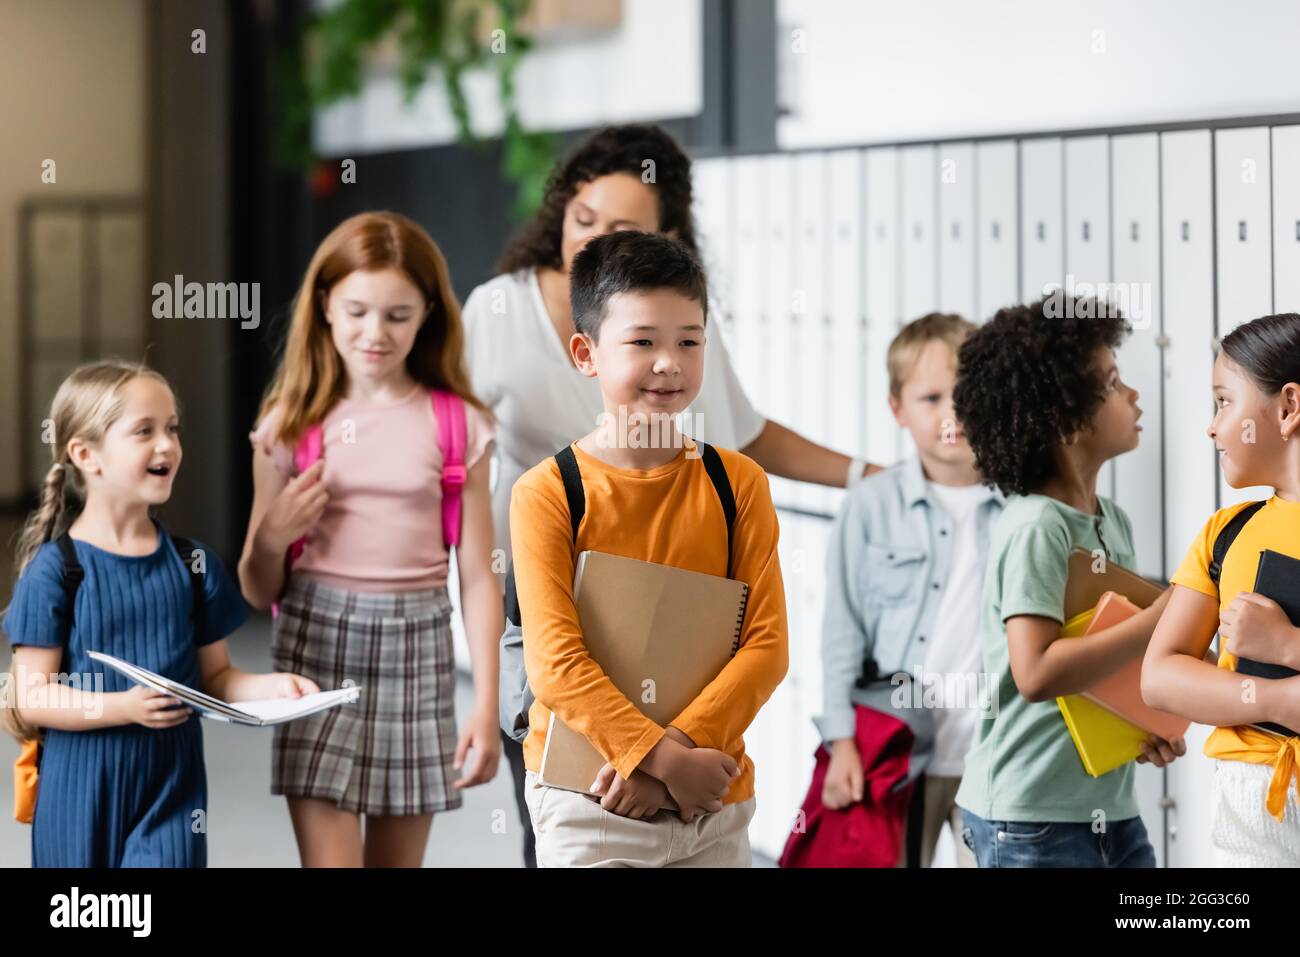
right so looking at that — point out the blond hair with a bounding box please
[887,312,977,398]
[2,359,171,741]
[258,211,490,448]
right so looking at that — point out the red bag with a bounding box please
[779,701,926,868]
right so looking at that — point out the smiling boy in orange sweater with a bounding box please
[510,230,788,867]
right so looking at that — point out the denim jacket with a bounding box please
[816,456,1004,742]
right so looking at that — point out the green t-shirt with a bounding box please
[955,492,1141,823]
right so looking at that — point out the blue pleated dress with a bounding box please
[2,520,249,867]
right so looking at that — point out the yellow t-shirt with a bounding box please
[1170,495,1300,820]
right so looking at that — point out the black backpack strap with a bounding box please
[170,535,207,644]
[1208,500,1267,587]
[553,445,585,545]
[53,533,84,630]
[698,442,736,578]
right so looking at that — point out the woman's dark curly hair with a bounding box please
[952,296,1131,497]
[496,124,700,274]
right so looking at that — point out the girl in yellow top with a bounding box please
[1144,312,1300,866]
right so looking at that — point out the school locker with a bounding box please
[731,157,766,406]
[976,141,1019,322]
[1160,129,1218,867]
[1064,136,1115,499]
[828,149,867,499]
[895,145,937,465]
[1019,138,1065,304]
[764,155,799,510]
[901,145,939,322]
[692,157,736,351]
[1161,131,1218,579]
[794,152,833,513]
[1272,125,1300,312]
[1214,127,1275,508]
[1110,133,1164,580]
[864,148,901,467]
[938,142,977,320]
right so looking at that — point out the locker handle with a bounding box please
[913,222,923,240]
[1130,221,1139,242]
[951,221,960,240]
[1181,220,1190,242]
[1295,219,1299,242]
[1238,220,1247,242]
[991,221,1001,240]
[1082,220,1091,242]
[1036,221,1046,241]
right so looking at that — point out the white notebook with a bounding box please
[88,650,361,727]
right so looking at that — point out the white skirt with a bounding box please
[1211,758,1300,867]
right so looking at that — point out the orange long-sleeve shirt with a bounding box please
[509,439,789,805]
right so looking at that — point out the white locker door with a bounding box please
[865,148,901,466]
[1110,133,1163,579]
[1110,133,1167,867]
[764,154,797,509]
[1161,129,1217,867]
[795,152,832,512]
[1020,138,1065,303]
[693,157,737,353]
[732,157,766,403]
[976,141,1019,322]
[827,149,866,517]
[1272,125,1300,312]
[1215,127,1275,508]
[938,142,976,319]
[1064,136,1112,298]
[1064,135,1115,498]
[901,144,939,322]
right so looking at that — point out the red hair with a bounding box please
[258,211,489,445]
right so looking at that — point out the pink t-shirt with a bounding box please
[254,386,494,592]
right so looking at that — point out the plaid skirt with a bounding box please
[270,575,461,816]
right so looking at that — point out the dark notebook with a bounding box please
[1235,549,1300,737]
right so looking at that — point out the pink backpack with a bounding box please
[275,389,468,614]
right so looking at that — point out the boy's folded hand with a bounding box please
[661,747,739,823]
[590,763,668,819]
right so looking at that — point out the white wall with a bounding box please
[777,0,1300,149]
[0,0,146,502]
[314,0,702,155]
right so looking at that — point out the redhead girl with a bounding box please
[239,212,503,867]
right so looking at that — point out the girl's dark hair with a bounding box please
[952,296,1130,497]
[1220,313,1300,394]
[496,124,699,274]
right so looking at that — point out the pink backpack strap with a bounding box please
[432,390,467,550]
[273,423,324,618]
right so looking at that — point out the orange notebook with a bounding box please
[1078,591,1190,741]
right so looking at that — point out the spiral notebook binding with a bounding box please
[731,583,750,656]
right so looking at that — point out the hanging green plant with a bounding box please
[275,0,556,220]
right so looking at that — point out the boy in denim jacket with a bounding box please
[818,313,1002,867]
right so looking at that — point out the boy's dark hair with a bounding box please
[952,296,1130,497]
[497,124,699,274]
[1220,313,1300,394]
[569,231,708,341]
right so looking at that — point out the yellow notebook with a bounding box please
[1055,606,1151,777]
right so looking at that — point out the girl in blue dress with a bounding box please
[1,360,319,867]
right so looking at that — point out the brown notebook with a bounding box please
[1064,547,1165,619]
[538,550,749,799]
